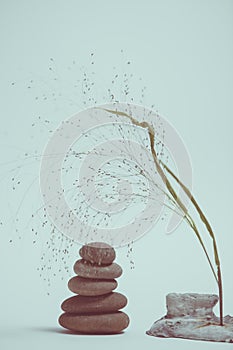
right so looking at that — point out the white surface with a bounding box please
[1,326,231,350]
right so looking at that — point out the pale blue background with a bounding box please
[0,1,233,349]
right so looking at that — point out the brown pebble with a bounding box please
[68,276,117,296]
[59,311,129,334]
[74,259,122,279]
[79,242,116,265]
[61,292,128,314]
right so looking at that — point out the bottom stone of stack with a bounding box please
[59,311,129,334]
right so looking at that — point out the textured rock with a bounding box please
[61,292,128,314]
[74,259,122,279]
[59,311,129,334]
[79,242,116,265]
[166,293,218,317]
[147,293,233,343]
[68,276,117,296]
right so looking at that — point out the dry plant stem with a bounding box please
[160,161,224,326]
[148,131,219,286]
[102,109,217,278]
[150,135,223,326]
[160,162,221,267]
[183,216,218,283]
[102,108,223,326]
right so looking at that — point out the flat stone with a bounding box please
[59,311,129,334]
[147,315,233,343]
[79,242,116,265]
[147,293,233,343]
[74,259,122,279]
[61,292,128,314]
[68,276,117,296]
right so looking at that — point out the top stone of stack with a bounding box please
[79,242,116,265]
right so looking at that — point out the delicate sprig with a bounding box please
[102,107,224,326]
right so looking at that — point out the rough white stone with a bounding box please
[147,293,233,343]
[166,293,218,318]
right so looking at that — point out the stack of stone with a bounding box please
[59,242,129,334]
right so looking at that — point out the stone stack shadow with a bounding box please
[59,242,129,334]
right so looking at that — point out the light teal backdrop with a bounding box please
[0,1,233,349]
